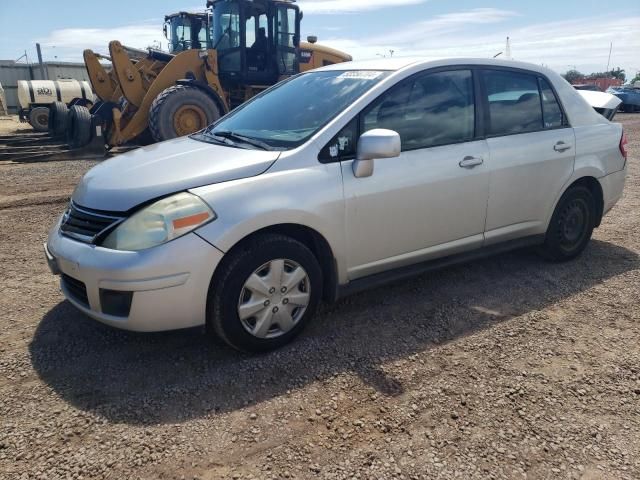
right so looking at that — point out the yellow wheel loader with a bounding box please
[68,0,351,150]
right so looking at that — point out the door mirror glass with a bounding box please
[353,129,401,178]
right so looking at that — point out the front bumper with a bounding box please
[45,219,224,332]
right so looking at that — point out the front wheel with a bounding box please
[538,185,595,262]
[149,85,222,142]
[207,234,323,352]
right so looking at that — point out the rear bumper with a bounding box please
[601,167,627,216]
[45,217,224,332]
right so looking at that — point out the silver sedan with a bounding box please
[46,58,628,351]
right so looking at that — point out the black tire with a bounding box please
[66,105,92,148]
[207,234,323,352]
[149,85,222,142]
[48,101,69,137]
[134,128,155,146]
[89,101,104,115]
[538,185,595,262]
[29,107,49,132]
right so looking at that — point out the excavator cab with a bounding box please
[210,0,300,86]
[164,12,213,53]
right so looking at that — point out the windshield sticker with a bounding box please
[338,71,384,80]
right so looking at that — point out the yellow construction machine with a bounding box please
[60,0,351,150]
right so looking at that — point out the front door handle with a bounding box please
[554,141,572,153]
[459,156,484,169]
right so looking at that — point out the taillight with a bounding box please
[620,131,628,161]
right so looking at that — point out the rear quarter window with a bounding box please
[539,78,565,128]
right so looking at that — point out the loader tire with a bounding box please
[48,101,69,137]
[67,105,92,149]
[149,85,222,142]
[29,107,49,132]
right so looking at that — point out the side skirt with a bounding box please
[335,234,545,300]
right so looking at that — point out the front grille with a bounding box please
[60,202,125,244]
[62,274,89,308]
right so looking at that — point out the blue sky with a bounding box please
[1,0,638,78]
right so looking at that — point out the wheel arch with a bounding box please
[552,175,605,228]
[208,223,339,303]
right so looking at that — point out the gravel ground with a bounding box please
[0,114,639,480]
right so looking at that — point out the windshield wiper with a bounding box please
[192,131,238,148]
[212,131,275,151]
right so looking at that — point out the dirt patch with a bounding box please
[0,114,639,480]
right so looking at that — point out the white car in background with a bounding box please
[577,89,623,120]
[45,58,629,352]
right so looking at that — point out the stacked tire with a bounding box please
[66,105,92,149]
[48,101,69,137]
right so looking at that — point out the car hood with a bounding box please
[72,136,280,211]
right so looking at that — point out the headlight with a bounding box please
[102,192,215,251]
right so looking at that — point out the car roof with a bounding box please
[317,57,554,76]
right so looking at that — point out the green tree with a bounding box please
[562,69,584,83]
[608,67,626,82]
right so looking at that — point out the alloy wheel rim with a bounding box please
[237,259,311,339]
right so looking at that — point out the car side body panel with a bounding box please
[191,159,350,283]
[484,128,576,245]
[341,140,490,280]
[542,121,626,228]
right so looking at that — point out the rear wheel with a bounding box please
[48,101,69,137]
[538,185,595,261]
[66,105,92,148]
[149,85,222,142]
[29,107,49,132]
[207,234,322,352]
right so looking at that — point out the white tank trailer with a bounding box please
[17,79,94,132]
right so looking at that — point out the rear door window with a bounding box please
[482,70,543,136]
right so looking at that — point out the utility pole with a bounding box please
[36,43,47,80]
[606,42,612,72]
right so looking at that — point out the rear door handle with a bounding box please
[554,141,572,153]
[459,156,484,169]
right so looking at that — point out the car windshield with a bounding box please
[198,70,391,149]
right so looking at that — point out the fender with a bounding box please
[543,165,606,229]
[190,164,349,284]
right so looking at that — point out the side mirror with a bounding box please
[352,129,401,178]
[163,23,168,39]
